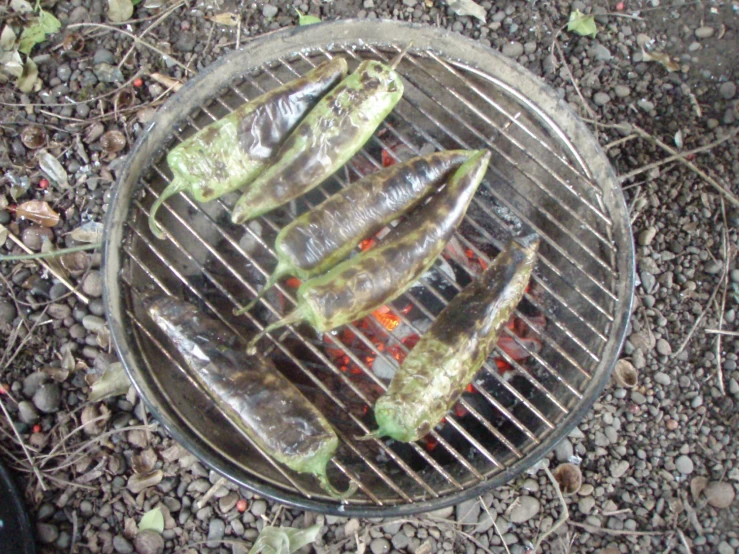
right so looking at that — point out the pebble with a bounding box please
[94,63,124,83]
[641,271,656,294]
[37,523,59,544]
[705,261,723,274]
[57,64,72,82]
[218,492,239,513]
[631,391,646,405]
[509,496,539,523]
[502,42,524,58]
[174,32,196,52]
[113,535,134,553]
[590,43,612,62]
[578,496,596,514]
[456,498,480,524]
[675,455,694,475]
[717,542,735,554]
[719,82,737,100]
[703,481,735,508]
[82,315,106,333]
[637,99,655,112]
[93,49,116,65]
[638,227,657,246]
[250,499,267,516]
[554,438,573,462]
[33,383,61,413]
[206,519,225,548]
[48,303,72,320]
[0,300,17,324]
[392,533,410,550]
[18,400,40,424]
[82,271,103,297]
[134,530,164,554]
[593,92,611,106]
[370,538,391,554]
[694,26,715,39]
[521,478,539,492]
[402,0,417,6]
[611,460,630,478]
[656,339,672,356]
[262,4,278,18]
[21,225,54,251]
[654,372,671,386]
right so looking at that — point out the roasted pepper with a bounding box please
[143,294,357,499]
[148,57,349,239]
[237,150,475,314]
[230,56,406,224]
[245,150,491,353]
[366,234,539,442]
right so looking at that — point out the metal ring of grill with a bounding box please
[103,20,635,516]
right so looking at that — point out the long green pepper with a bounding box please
[236,150,474,314]
[245,150,491,353]
[144,294,357,499]
[230,56,406,224]
[148,57,348,239]
[367,234,540,443]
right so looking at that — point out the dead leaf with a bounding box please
[84,122,105,144]
[0,225,7,249]
[59,251,91,275]
[89,362,131,402]
[97,326,111,350]
[108,0,134,23]
[81,403,111,435]
[149,72,183,91]
[100,130,126,154]
[642,49,680,72]
[16,57,38,92]
[445,0,486,22]
[208,12,240,26]
[1,26,16,51]
[41,366,70,382]
[16,200,60,227]
[69,221,104,243]
[132,449,157,474]
[61,345,76,371]
[37,149,68,188]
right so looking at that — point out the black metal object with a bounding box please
[0,459,36,554]
[103,20,635,516]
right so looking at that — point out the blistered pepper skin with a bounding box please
[144,295,356,499]
[371,234,540,443]
[246,150,491,350]
[148,57,348,239]
[231,60,405,224]
[237,150,474,313]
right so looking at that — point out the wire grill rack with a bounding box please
[104,21,634,516]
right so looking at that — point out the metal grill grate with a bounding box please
[104,21,634,516]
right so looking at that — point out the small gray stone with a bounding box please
[719,82,736,100]
[656,339,672,356]
[641,271,656,294]
[590,43,612,62]
[642,294,655,308]
[703,481,735,508]
[717,542,735,554]
[729,378,739,395]
[21,225,54,251]
[218,492,239,513]
[675,455,694,475]
[402,0,417,6]
[578,496,595,514]
[37,523,59,544]
[654,372,671,386]
[614,85,631,98]
[638,227,657,246]
[370,538,391,554]
[82,315,106,333]
[48,303,72,320]
[637,99,655,112]
[593,92,611,106]
[694,26,715,39]
[705,261,723,274]
[631,391,646,405]
[174,32,196,52]
[0,300,16,324]
[392,533,410,550]
[262,4,278,18]
[33,383,61,413]
[23,372,47,398]
[691,395,703,408]
[113,535,134,554]
[94,63,124,83]
[89,299,106,316]
[363,0,375,7]
[456,498,481,524]
[611,460,630,478]
[93,49,116,65]
[501,42,524,58]
[632,348,646,369]
[135,530,164,554]
[554,438,573,462]
[509,496,539,523]
[82,271,103,297]
[18,400,39,424]
[206,519,225,548]
[250,499,267,516]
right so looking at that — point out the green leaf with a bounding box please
[16,56,37,92]
[108,0,134,23]
[18,9,61,55]
[139,507,164,534]
[89,362,131,402]
[248,524,322,554]
[294,9,321,26]
[567,9,597,38]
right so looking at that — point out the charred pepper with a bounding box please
[245,150,491,353]
[366,234,539,443]
[143,294,357,499]
[237,150,475,314]
[230,55,407,224]
[148,57,349,239]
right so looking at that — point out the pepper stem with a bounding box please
[354,429,383,441]
[235,264,289,315]
[390,41,414,69]
[316,471,359,501]
[243,308,305,355]
[148,177,188,240]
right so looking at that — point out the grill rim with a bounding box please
[103,19,635,517]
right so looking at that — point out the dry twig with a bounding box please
[530,466,569,552]
[0,395,47,490]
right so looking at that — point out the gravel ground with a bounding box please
[0,0,737,553]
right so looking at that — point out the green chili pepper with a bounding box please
[236,149,475,314]
[144,294,357,499]
[245,150,491,353]
[364,234,539,443]
[148,57,349,239]
[230,55,407,225]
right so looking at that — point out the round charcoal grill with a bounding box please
[104,20,635,516]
